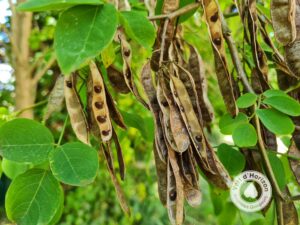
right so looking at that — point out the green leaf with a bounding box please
[268,153,286,190]
[256,109,295,135]
[217,202,237,225]
[263,96,300,116]
[55,4,117,74]
[219,113,248,135]
[263,89,289,98]
[2,158,29,179]
[236,93,257,108]
[17,0,103,12]
[0,119,54,164]
[49,142,99,186]
[121,111,154,141]
[217,144,246,176]
[232,123,257,147]
[5,169,64,225]
[119,11,156,49]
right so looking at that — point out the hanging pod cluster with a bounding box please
[63,58,130,215]
[143,0,234,222]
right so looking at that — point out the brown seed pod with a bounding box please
[285,40,300,77]
[141,62,168,162]
[104,84,127,130]
[271,0,296,45]
[288,139,300,185]
[153,143,168,206]
[44,75,65,121]
[179,151,202,207]
[202,0,238,116]
[64,74,90,145]
[185,44,214,126]
[112,129,126,180]
[157,80,178,151]
[89,60,112,142]
[107,66,130,94]
[158,73,190,152]
[119,35,149,109]
[101,144,131,215]
[170,75,210,170]
[167,148,184,225]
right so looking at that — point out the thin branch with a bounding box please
[57,116,69,146]
[253,105,286,201]
[32,54,56,84]
[14,100,48,117]
[148,2,201,21]
[159,19,169,67]
[285,81,300,93]
[216,0,255,94]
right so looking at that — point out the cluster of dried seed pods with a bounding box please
[145,30,231,222]
[63,60,130,215]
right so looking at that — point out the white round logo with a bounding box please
[230,170,272,212]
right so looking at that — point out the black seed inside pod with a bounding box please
[210,11,218,22]
[94,86,102,93]
[95,102,104,109]
[66,81,72,88]
[102,130,110,136]
[161,101,168,107]
[195,135,202,142]
[124,49,131,57]
[170,190,177,201]
[97,115,107,123]
[213,38,222,46]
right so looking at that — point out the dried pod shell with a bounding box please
[101,144,131,215]
[64,74,90,145]
[288,139,300,185]
[285,41,300,77]
[202,0,238,116]
[170,75,210,170]
[271,0,296,45]
[112,129,126,180]
[167,148,184,225]
[141,62,168,162]
[107,66,130,94]
[119,35,149,108]
[44,75,65,121]
[90,61,112,142]
[153,143,168,206]
[158,74,190,152]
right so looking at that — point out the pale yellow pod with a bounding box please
[89,61,112,142]
[64,74,89,145]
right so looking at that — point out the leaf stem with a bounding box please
[57,116,68,146]
[14,100,48,117]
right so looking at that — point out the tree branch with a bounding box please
[148,2,201,21]
[32,54,56,84]
[216,0,254,94]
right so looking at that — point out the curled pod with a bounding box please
[101,144,131,215]
[202,0,238,116]
[170,75,211,171]
[178,151,202,207]
[185,44,214,126]
[167,148,184,225]
[89,61,112,142]
[153,143,168,206]
[141,62,168,162]
[119,35,149,109]
[271,0,296,45]
[107,66,130,94]
[112,129,126,180]
[158,73,190,152]
[104,84,127,130]
[157,80,178,151]
[64,74,90,145]
[44,75,65,121]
